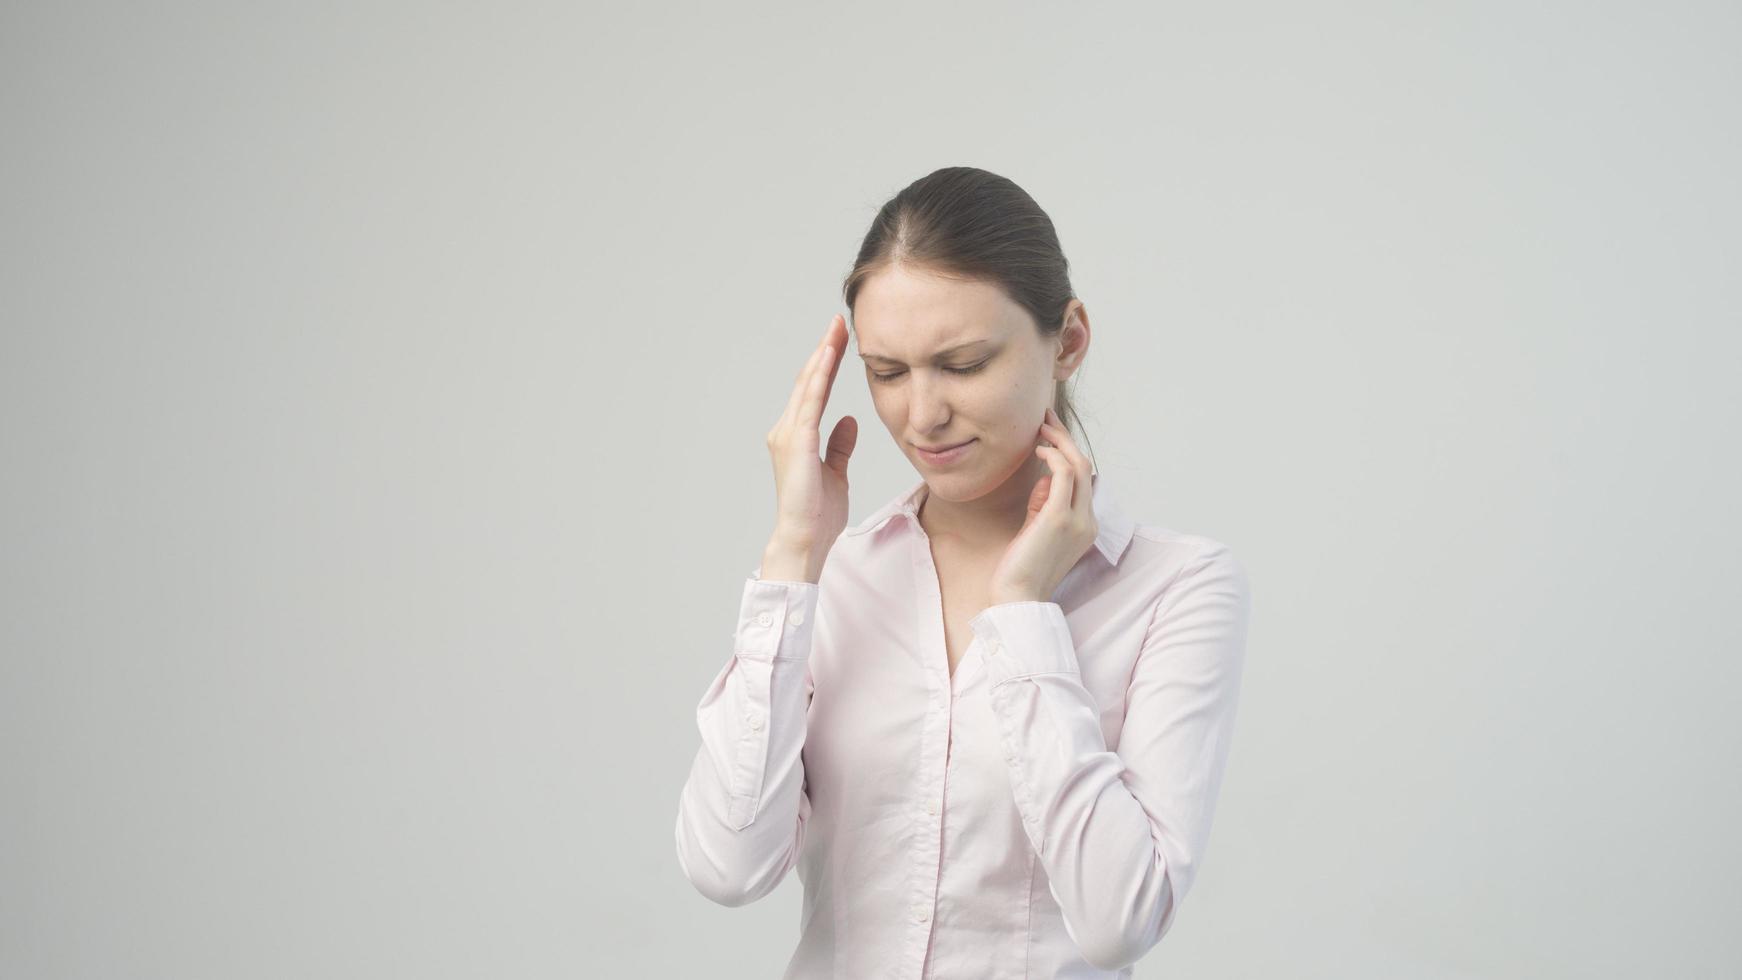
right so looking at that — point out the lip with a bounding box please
[915,438,976,465]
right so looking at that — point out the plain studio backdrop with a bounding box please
[2,1,1738,977]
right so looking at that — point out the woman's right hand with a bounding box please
[762,313,857,584]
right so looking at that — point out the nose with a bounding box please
[907,371,950,436]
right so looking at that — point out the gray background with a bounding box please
[3,1,1738,977]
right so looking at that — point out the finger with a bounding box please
[796,339,837,430]
[824,414,857,475]
[812,314,847,422]
[777,321,833,432]
[1034,445,1075,517]
[1041,407,1091,477]
[1040,411,1094,519]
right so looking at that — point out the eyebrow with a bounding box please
[857,339,993,365]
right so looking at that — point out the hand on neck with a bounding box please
[918,454,1066,550]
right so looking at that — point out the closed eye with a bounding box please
[870,361,988,383]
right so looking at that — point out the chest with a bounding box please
[928,541,1003,678]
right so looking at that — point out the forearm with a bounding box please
[971,601,1176,971]
[674,572,820,907]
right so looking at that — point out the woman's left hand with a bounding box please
[987,406,1100,605]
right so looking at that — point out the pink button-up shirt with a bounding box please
[675,471,1252,978]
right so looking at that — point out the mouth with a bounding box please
[914,438,976,465]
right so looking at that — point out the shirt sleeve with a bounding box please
[674,566,820,907]
[968,543,1252,971]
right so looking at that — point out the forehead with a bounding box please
[852,264,1029,360]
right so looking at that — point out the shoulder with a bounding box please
[1122,524,1251,614]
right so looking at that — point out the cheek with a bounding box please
[868,388,903,430]
[928,390,1025,460]
[979,369,1047,428]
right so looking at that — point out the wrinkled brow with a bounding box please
[857,339,992,365]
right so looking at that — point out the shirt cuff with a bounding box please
[736,568,820,661]
[969,600,1081,684]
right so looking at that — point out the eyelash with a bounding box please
[870,361,988,383]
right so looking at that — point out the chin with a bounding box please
[919,455,1022,498]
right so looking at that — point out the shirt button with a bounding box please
[787,608,805,626]
[756,612,772,627]
[746,711,763,730]
[925,800,938,815]
[911,903,930,923]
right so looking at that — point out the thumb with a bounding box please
[824,415,857,476]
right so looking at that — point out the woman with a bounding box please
[674,167,1253,979]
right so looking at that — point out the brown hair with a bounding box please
[840,166,1097,472]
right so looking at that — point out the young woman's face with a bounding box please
[852,262,1075,499]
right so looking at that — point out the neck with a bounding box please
[918,455,1082,551]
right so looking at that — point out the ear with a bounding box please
[1054,300,1091,378]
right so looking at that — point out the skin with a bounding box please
[761,260,1100,611]
[853,262,1087,554]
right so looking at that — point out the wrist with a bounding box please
[761,542,820,584]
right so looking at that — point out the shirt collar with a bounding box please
[842,469,1137,567]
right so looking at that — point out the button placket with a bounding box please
[903,531,948,972]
